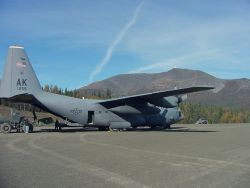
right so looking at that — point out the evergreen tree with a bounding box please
[106,88,112,99]
[43,84,50,92]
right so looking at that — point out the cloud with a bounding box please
[129,49,220,73]
[121,1,250,61]
[88,1,145,82]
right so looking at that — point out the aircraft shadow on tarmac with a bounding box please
[33,126,217,133]
[129,127,217,133]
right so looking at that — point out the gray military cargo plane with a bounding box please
[0,46,214,130]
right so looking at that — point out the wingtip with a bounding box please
[206,86,216,90]
[196,85,215,89]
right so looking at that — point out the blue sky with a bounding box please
[0,0,250,89]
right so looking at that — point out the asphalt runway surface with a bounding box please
[1,124,250,188]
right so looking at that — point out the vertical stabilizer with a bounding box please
[0,46,42,98]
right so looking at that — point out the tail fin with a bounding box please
[0,46,42,98]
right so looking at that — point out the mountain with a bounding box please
[79,68,250,108]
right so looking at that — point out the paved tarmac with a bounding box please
[1,124,250,188]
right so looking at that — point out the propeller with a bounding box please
[178,94,187,104]
[175,85,187,106]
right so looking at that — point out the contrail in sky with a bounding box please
[89,1,144,83]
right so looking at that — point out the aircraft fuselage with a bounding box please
[35,91,182,128]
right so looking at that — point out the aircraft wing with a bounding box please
[98,86,214,108]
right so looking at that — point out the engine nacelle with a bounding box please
[161,107,184,125]
[149,95,187,108]
[142,107,184,128]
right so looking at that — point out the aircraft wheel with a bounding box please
[98,127,109,131]
[1,123,12,133]
[162,123,171,129]
[165,124,171,129]
[29,124,33,132]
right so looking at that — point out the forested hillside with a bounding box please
[180,103,250,124]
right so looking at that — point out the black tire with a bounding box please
[163,123,171,129]
[166,124,171,129]
[1,123,12,133]
[29,124,33,132]
[98,127,109,131]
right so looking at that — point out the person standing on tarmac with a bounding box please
[55,120,59,131]
[55,119,62,132]
[58,122,62,131]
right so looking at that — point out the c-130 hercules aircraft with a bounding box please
[0,46,214,131]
